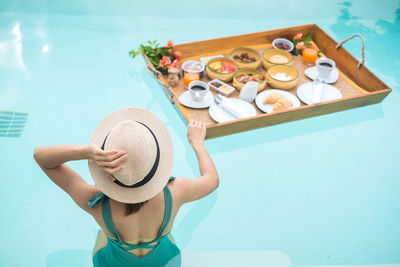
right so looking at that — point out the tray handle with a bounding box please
[145,65,177,104]
[335,34,365,69]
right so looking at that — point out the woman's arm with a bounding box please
[172,120,219,203]
[34,144,126,212]
[34,144,92,168]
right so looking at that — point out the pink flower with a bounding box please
[173,51,182,60]
[171,59,180,68]
[159,56,171,68]
[167,59,180,69]
[294,33,303,40]
[166,40,174,48]
[296,41,305,50]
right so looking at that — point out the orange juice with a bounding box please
[184,72,200,87]
[302,48,318,64]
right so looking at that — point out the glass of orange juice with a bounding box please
[183,72,200,88]
[302,48,318,65]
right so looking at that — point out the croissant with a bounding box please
[273,98,293,112]
[263,93,285,104]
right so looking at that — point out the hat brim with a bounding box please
[88,108,173,203]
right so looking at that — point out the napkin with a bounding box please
[312,81,324,104]
[218,98,247,119]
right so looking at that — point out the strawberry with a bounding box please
[251,77,257,81]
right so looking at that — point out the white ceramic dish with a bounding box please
[209,98,257,123]
[178,90,213,109]
[255,89,301,113]
[304,66,339,84]
[272,38,294,53]
[297,82,343,105]
[208,79,236,96]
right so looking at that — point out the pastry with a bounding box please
[263,93,285,104]
[273,98,293,112]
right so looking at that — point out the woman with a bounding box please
[34,108,219,267]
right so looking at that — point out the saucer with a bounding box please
[209,98,257,123]
[304,66,339,84]
[255,89,301,113]
[297,82,343,105]
[178,90,213,109]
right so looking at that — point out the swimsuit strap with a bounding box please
[88,192,107,208]
[157,185,173,237]
[102,197,124,243]
[87,191,123,243]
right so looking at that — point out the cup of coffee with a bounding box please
[188,81,209,102]
[316,58,335,80]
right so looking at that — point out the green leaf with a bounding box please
[304,34,312,42]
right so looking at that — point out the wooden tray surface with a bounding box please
[144,24,391,138]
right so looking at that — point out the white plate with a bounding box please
[255,89,301,113]
[297,82,343,105]
[304,66,339,84]
[209,98,257,123]
[179,90,213,109]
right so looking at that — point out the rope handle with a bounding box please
[335,34,365,69]
[145,65,177,104]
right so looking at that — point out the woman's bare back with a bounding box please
[91,180,183,257]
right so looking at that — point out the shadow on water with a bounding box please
[206,103,385,154]
[174,192,218,249]
[46,249,90,267]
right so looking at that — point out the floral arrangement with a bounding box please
[292,33,320,56]
[129,39,182,74]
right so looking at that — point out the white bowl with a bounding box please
[181,60,205,78]
[272,38,294,53]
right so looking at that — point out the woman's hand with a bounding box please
[85,144,127,181]
[187,119,206,148]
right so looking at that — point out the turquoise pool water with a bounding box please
[1,0,399,266]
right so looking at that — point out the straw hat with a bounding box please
[88,108,173,203]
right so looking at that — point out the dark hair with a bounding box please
[125,201,148,216]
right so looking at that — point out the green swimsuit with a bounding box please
[88,178,181,267]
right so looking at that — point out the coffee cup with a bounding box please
[188,81,209,102]
[316,58,335,80]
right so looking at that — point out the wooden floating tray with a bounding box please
[144,24,391,139]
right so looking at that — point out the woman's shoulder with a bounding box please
[166,177,198,205]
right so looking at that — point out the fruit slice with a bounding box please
[209,61,222,71]
[221,61,235,72]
